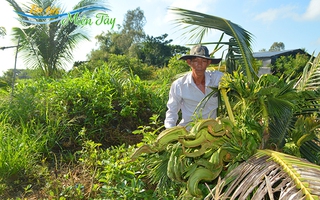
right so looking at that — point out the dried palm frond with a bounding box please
[205,149,320,199]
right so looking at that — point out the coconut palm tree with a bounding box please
[6,0,108,78]
[131,7,320,199]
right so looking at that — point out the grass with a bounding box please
[0,111,177,199]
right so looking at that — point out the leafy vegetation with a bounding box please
[0,49,195,198]
[271,52,310,80]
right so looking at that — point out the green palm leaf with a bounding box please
[300,139,320,165]
[291,53,320,162]
[295,53,320,91]
[205,149,320,199]
[293,53,320,118]
[169,7,257,81]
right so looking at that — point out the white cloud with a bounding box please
[302,0,320,20]
[254,0,320,23]
[254,5,297,23]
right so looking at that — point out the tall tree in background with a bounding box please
[115,7,146,57]
[140,34,170,67]
[90,7,146,60]
[6,0,108,78]
[121,7,146,44]
[269,41,285,51]
[89,7,189,67]
[140,34,189,67]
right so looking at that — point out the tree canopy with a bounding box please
[88,7,189,68]
[269,42,285,51]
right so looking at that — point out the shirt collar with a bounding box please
[183,71,210,86]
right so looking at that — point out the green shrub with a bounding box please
[107,54,154,80]
[3,63,167,151]
[71,54,155,80]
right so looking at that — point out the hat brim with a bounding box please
[179,55,222,64]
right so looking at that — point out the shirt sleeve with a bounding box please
[164,81,182,128]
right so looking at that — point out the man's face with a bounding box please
[187,57,211,72]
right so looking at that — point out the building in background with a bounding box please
[253,49,309,76]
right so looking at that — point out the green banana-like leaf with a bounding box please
[169,7,257,81]
[205,149,320,199]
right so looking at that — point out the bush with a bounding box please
[3,63,167,151]
[70,54,155,81]
[155,55,190,82]
[0,57,177,198]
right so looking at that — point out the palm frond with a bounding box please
[295,94,320,118]
[5,0,30,26]
[169,7,257,81]
[300,139,320,165]
[11,26,45,73]
[264,83,296,146]
[289,53,320,161]
[295,53,320,91]
[205,149,320,199]
[146,146,183,194]
[268,109,294,148]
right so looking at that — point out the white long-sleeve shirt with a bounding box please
[164,70,224,128]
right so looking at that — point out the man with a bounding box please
[164,45,224,129]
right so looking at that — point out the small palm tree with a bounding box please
[6,0,108,78]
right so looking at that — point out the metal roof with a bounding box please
[253,49,307,59]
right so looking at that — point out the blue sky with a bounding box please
[0,0,320,75]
